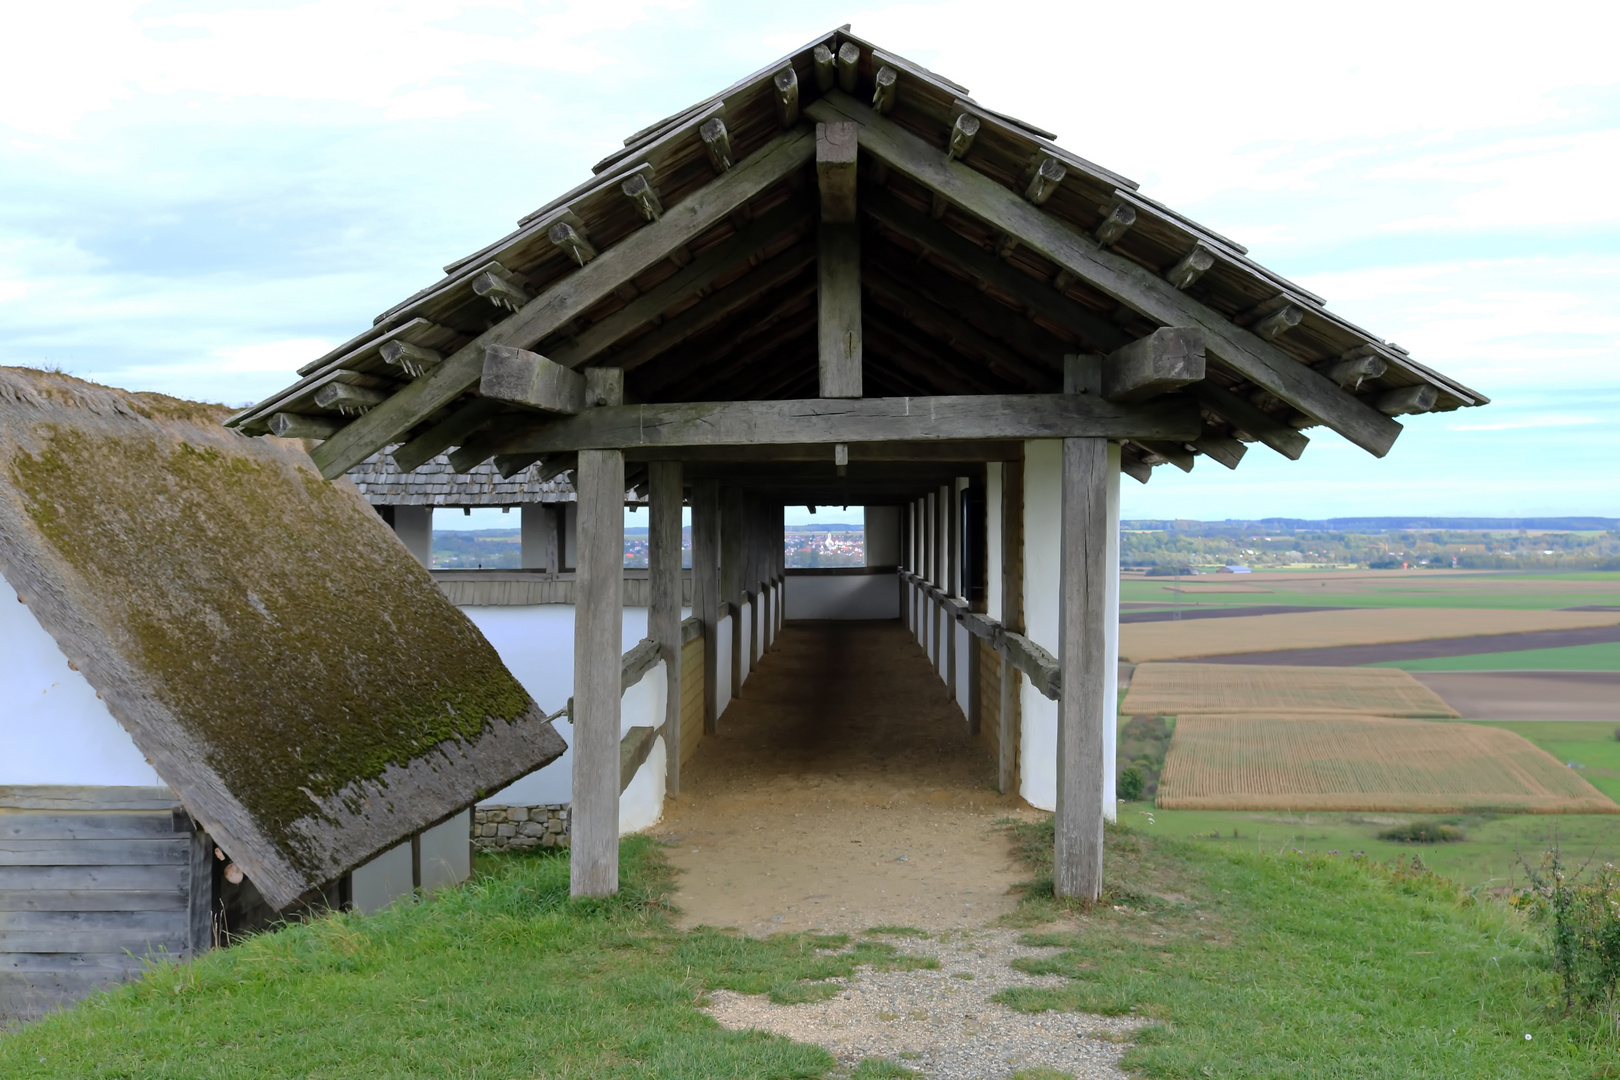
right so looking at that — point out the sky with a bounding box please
[2,0,1616,522]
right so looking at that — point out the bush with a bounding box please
[1378,822,1465,844]
[1119,766,1145,802]
[1514,850,1620,1026]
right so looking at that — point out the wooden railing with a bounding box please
[900,570,1060,700]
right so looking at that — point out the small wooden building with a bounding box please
[229,28,1486,901]
[0,369,566,1019]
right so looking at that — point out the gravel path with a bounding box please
[703,928,1143,1079]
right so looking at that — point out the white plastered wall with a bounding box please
[393,506,432,566]
[464,603,690,834]
[864,505,900,565]
[0,572,163,786]
[785,574,900,619]
[1020,440,1061,812]
[1015,440,1121,819]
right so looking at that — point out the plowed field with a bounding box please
[1157,714,1618,813]
[1121,662,1458,718]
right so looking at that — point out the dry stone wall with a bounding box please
[473,804,570,851]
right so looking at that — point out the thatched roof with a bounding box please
[0,369,566,908]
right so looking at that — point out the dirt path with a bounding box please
[654,620,1035,935]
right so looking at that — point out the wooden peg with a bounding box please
[379,340,443,378]
[1024,156,1066,205]
[549,221,597,267]
[621,173,663,221]
[700,117,732,172]
[946,113,980,160]
[872,65,897,114]
[837,42,860,94]
[774,66,800,127]
[1166,242,1215,289]
[1252,303,1303,340]
[813,44,836,91]
[1093,199,1136,246]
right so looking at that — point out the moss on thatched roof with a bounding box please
[0,369,565,908]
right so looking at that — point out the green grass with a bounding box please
[1120,570,1620,612]
[1475,721,1620,803]
[999,818,1619,1077]
[1372,641,1620,670]
[1114,804,1620,889]
[0,838,935,1079]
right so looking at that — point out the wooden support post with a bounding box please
[649,461,682,798]
[936,485,948,673]
[722,486,744,702]
[999,458,1024,796]
[693,480,721,735]
[571,446,624,898]
[819,224,862,398]
[1056,438,1109,901]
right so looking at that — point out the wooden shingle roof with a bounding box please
[227,26,1485,490]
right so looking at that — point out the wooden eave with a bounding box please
[230,26,1486,491]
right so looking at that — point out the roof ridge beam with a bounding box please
[805,90,1403,458]
[309,126,816,479]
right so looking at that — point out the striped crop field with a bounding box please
[1121,662,1459,718]
[1157,714,1619,814]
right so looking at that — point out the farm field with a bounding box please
[1378,641,1620,671]
[1474,721,1620,803]
[1154,713,1615,814]
[1121,662,1457,718]
[1111,804,1620,889]
[1119,605,1620,662]
[1121,569,1620,612]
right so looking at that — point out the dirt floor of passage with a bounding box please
[1413,671,1620,721]
[654,620,1035,936]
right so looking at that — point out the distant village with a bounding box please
[430,522,869,569]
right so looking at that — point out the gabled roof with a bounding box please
[0,369,565,908]
[349,451,576,506]
[228,26,1485,489]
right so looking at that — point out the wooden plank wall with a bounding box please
[679,635,705,767]
[1,786,208,1021]
[975,637,1001,755]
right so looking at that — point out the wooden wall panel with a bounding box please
[679,637,705,767]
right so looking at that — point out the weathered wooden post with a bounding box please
[999,457,1024,796]
[1056,437,1109,900]
[571,368,625,898]
[648,460,682,797]
[722,485,744,701]
[694,480,720,735]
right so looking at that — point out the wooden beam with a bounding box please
[862,186,1130,352]
[1024,156,1066,206]
[864,268,1054,389]
[1251,303,1303,341]
[621,172,663,221]
[1324,352,1387,388]
[268,413,339,440]
[623,440,1025,463]
[390,397,503,474]
[619,726,658,795]
[1373,384,1437,416]
[806,92,1405,458]
[380,340,442,378]
[1192,432,1247,469]
[946,112,980,161]
[571,445,624,898]
[479,345,587,413]
[607,240,816,373]
[813,43,836,91]
[1136,440,1196,473]
[308,127,816,479]
[999,457,1023,796]
[500,394,1200,455]
[1165,242,1216,290]
[471,265,531,312]
[546,195,812,371]
[817,122,858,223]
[1102,327,1205,403]
[648,460,683,799]
[313,382,387,414]
[871,64,897,115]
[700,117,733,172]
[774,66,799,126]
[692,480,721,735]
[721,485,744,703]
[1093,198,1136,247]
[1056,437,1108,900]
[819,223,862,398]
[836,41,860,94]
[1192,381,1309,461]
[548,222,597,267]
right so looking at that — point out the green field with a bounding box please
[1373,642,1620,671]
[1117,804,1620,889]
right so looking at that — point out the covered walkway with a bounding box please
[658,620,1030,934]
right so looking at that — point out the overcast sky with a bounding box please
[3,0,1615,521]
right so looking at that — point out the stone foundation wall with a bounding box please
[473,804,570,852]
